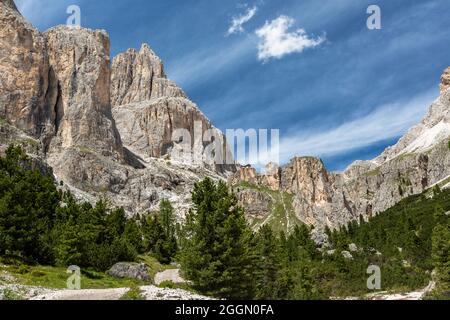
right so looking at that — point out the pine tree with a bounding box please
[179,178,254,299]
[142,214,165,253]
[123,218,144,254]
[0,145,60,263]
[141,200,178,264]
[254,225,281,299]
[159,199,176,239]
[432,218,450,298]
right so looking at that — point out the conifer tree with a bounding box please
[254,225,282,299]
[179,178,254,299]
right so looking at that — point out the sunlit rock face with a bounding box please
[0,0,448,228]
[44,26,124,160]
[0,0,234,219]
[111,43,235,174]
[0,0,54,137]
[110,44,186,107]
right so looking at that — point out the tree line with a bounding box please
[0,145,448,299]
[0,145,177,271]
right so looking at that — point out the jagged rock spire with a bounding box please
[111,43,186,107]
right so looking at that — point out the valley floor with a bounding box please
[0,263,434,301]
[0,283,211,300]
[0,257,210,301]
[340,282,435,300]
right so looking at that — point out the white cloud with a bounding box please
[227,6,258,36]
[255,15,325,61]
[277,89,437,165]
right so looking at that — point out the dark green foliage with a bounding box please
[50,195,139,271]
[0,145,147,272]
[1,145,449,299]
[430,205,450,299]
[0,145,60,264]
[326,188,450,296]
[253,225,281,299]
[179,178,255,299]
[141,199,178,264]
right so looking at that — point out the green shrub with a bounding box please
[1,288,25,300]
[120,285,145,300]
[158,280,177,289]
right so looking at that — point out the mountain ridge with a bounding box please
[1,0,449,231]
[231,71,450,232]
[0,0,233,218]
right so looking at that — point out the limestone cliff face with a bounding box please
[0,0,54,136]
[230,163,281,191]
[281,157,335,226]
[0,0,235,219]
[44,26,124,160]
[441,67,450,94]
[1,0,448,229]
[111,44,234,173]
[229,166,259,186]
[231,69,450,229]
[111,44,186,107]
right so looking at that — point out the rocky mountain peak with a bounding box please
[231,71,450,231]
[43,25,124,160]
[373,67,450,165]
[280,157,331,201]
[111,43,185,107]
[440,67,450,94]
[111,43,234,174]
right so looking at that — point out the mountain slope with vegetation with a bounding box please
[0,146,449,300]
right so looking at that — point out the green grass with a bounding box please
[438,176,450,188]
[363,168,381,177]
[237,182,303,233]
[119,285,145,300]
[77,146,94,154]
[0,255,177,290]
[0,288,25,300]
[0,264,144,289]
[393,152,416,162]
[0,116,7,126]
[137,255,176,280]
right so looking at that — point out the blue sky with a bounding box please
[16,0,450,171]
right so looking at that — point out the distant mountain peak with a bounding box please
[441,67,450,94]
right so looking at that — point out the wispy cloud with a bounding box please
[277,88,438,164]
[227,6,258,36]
[255,15,325,61]
[166,36,256,90]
